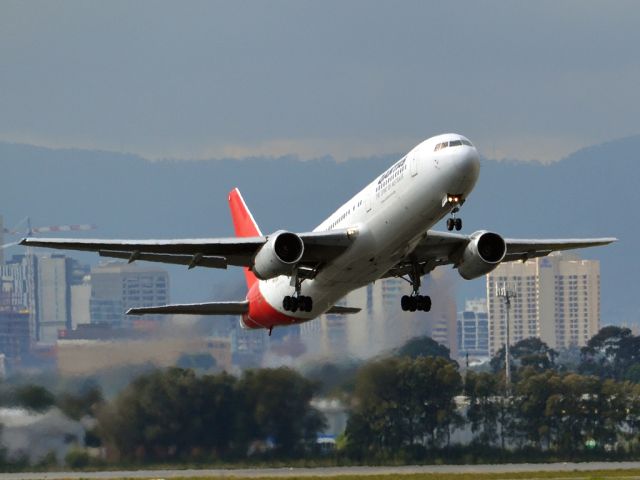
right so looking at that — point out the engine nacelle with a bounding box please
[252,230,304,280]
[456,231,507,280]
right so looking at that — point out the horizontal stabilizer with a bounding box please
[127,301,249,316]
[326,305,361,315]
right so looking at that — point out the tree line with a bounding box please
[1,326,640,466]
[344,328,640,460]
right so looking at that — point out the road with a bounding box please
[2,462,640,480]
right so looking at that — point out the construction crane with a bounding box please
[1,216,97,340]
[3,217,97,236]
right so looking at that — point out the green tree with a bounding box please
[511,368,562,448]
[98,368,240,460]
[580,326,640,380]
[237,367,326,455]
[395,336,452,361]
[625,364,640,383]
[12,384,56,412]
[464,371,501,445]
[57,384,104,420]
[346,357,405,452]
[345,356,462,453]
[491,337,557,378]
[544,373,601,452]
[303,360,361,396]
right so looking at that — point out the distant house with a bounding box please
[0,407,85,464]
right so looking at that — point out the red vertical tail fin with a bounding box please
[228,188,261,289]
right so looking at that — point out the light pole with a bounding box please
[496,283,516,395]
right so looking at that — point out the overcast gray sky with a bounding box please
[1,0,639,162]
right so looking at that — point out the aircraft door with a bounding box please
[410,154,418,177]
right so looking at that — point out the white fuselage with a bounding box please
[257,133,481,322]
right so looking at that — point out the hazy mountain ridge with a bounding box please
[2,136,638,324]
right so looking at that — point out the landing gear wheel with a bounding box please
[408,296,417,312]
[446,218,455,231]
[416,295,432,312]
[454,218,462,231]
[283,296,292,311]
[401,295,411,311]
[300,296,313,312]
[290,296,299,312]
[284,295,313,312]
[401,294,432,312]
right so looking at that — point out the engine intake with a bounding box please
[252,230,304,280]
[456,231,507,280]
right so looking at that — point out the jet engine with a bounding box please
[252,230,304,280]
[456,231,507,280]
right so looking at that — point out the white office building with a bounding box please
[486,252,600,354]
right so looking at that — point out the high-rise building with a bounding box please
[36,255,73,343]
[0,255,31,310]
[0,310,30,365]
[302,270,457,359]
[89,262,169,327]
[70,277,91,328]
[0,215,4,265]
[457,298,489,359]
[486,252,600,354]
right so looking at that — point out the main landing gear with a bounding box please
[283,295,312,313]
[282,269,313,313]
[400,264,432,312]
[401,294,431,312]
[444,194,463,231]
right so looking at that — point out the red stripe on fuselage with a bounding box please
[242,282,302,329]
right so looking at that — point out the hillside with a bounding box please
[1,137,637,325]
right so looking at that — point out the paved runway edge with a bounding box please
[3,461,640,480]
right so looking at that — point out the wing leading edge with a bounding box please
[19,229,354,271]
[384,230,616,278]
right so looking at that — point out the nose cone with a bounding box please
[462,146,481,180]
[446,146,481,194]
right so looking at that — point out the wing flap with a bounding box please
[127,301,249,316]
[99,250,228,269]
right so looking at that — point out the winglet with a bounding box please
[228,188,261,289]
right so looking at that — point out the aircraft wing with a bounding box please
[19,229,353,271]
[384,230,617,278]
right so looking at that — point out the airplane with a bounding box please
[21,133,616,335]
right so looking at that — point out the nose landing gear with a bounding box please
[444,194,464,231]
[446,216,462,232]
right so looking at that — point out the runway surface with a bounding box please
[2,462,640,480]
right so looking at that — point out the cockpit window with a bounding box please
[434,139,473,151]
